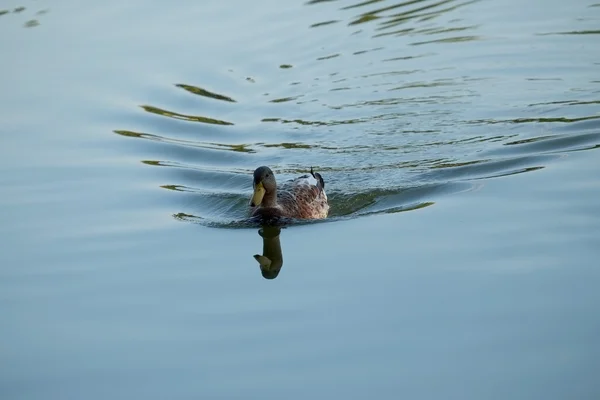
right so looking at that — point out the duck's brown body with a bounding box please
[249,167,329,220]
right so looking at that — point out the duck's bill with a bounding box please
[250,182,265,207]
[253,254,271,268]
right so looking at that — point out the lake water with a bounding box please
[1,0,599,398]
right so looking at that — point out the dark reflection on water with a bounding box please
[0,5,49,27]
[113,0,600,228]
[253,226,284,279]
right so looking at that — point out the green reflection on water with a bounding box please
[317,53,341,60]
[411,35,479,45]
[261,115,399,126]
[263,143,313,149]
[269,96,302,103]
[541,30,600,35]
[175,84,237,102]
[114,130,254,153]
[345,0,475,31]
[469,115,600,125]
[24,19,39,28]
[141,105,234,126]
[310,20,340,28]
[350,14,380,25]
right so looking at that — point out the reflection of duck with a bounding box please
[253,226,283,279]
[249,166,329,219]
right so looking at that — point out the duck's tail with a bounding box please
[310,167,325,191]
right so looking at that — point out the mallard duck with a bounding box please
[249,166,329,219]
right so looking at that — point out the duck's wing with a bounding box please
[277,168,329,219]
[281,169,327,200]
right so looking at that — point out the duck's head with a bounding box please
[250,166,276,207]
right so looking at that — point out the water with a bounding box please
[1,0,599,399]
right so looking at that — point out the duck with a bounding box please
[249,166,329,219]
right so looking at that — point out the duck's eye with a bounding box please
[265,173,270,178]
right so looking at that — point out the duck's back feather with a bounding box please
[277,174,328,219]
[251,171,329,220]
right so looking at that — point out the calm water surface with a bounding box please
[1,0,599,398]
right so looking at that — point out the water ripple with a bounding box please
[112,0,600,228]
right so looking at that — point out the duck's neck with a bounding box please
[262,189,278,208]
